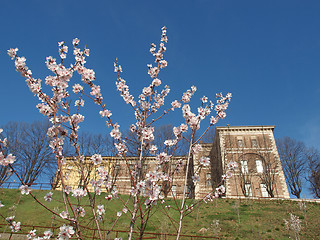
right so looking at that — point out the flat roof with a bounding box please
[216,125,275,131]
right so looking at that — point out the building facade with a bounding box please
[210,125,290,199]
[55,125,290,199]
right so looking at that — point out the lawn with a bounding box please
[0,188,319,239]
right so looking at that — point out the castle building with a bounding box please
[55,125,290,199]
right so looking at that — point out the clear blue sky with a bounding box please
[0,1,319,196]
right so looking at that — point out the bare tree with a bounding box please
[0,131,13,186]
[306,147,320,198]
[60,132,118,189]
[2,120,55,185]
[277,137,306,198]
[238,154,253,197]
[0,166,11,187]
[259,154,278,198]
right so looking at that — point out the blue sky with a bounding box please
[0,1,319,196]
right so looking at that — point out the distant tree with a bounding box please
[66,131,115,157]
[277,137,306,198]
[259,153,279,198]
[2,120,55,185]
[306,148,320,198]
[59,132,118,189]
[0,131,12,186]
[0,166,11,187]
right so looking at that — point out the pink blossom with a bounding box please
[156,152,171,164]
[199,157,210,167]
[91,154,102,165]
[152,78,161,86]
[76,207,86,217]
[10,221,21,232]
[72,84,83,93]
[192,144,202,155]
[58,225,74,239]
[114,62,122,72]
[110,127,121,140]
[90,84,101,98]
[201,96,208,103]
[72,38,80,46]
[97,204,105,216]
[164,139,177,147]
[150,43,156,54]
[84,48,90,56]
[149,145,158,154]
[114,142,127,154]
[70,114,84,125]
[59,211,68,219]
[20,185,31,195]
[36,103,53,116]
[97,166,109,179]
[180,123,188,132]
[216,185,226,194]
[159,60,167,69]
[130,124,136,133]
[0,153,16,166]
[7,48,18,59]
[146,171,159,182]
[44,192,53,202]
[218,111,226,119]
[171,100,181,109]
[227,161,238,170]
[99,109,112,118]
[142,86,152,96]
[142,127,154,142]
[15,56,26,69]
[173,127,181,138]
[6,216,15,222]
[75,99,84,107]
[27,229,37,239]
[210,116,218,125]
[43,230,53,239]
[72,188,87,198]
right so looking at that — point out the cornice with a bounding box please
[216,125,275,132]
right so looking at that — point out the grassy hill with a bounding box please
[0,188,319,239]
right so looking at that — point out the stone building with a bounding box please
[54,125,290,199]
[210,125,290,199]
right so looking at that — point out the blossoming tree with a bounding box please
[1,27,234,240]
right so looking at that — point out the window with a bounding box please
[171,163,176,171]
[245,184,252,197]
[251,139,258,148]
[171,185,177,197]
[260,183,269,197]
[187,185,192,198]
[129,164,135,171]
[206,173,212,187]
[256,160,263,173]
[241,160,248,174]
[237,139,244,148]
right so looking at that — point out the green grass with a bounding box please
[0,188,320,239]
